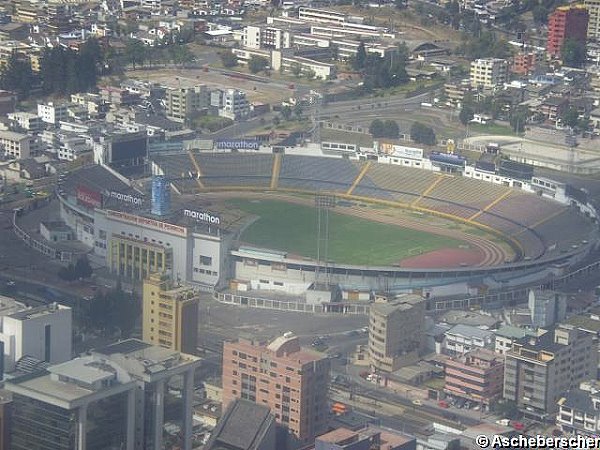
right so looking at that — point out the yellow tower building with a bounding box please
[142,273,199,354]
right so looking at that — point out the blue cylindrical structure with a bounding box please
[151,175,170,216]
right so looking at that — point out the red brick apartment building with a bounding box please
[547,5,589,58]
[222,333,330,447]
[444,349,504,405]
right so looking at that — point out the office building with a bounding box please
[557,380,600,437]
[0,303,72,373]
[444,349,504,405]
[368,294,426,373]
[586,0,600,41]
[547,5,589,58]
[0,130,41,160]
[204,398,276,450]
[142,273,199,354]
[222,332,330,447]
[165,85,210,122]
[0,390,11,450]
[469,58,508,89]
[504,324,597,419]
[314,426,416,450]
[92,339,201,450]
[528,289,567,328]
[5,356,137,450]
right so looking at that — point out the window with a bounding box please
[199,255,212,266]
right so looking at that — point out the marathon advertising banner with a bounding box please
[76,185,103,209]
[215,139,260,151]
[103,190,144,207]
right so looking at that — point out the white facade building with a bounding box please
[7,112,44,133]
[37,102,69,124]
[444,324,495,356]
[0,303,72,373]
[0,130,41,160]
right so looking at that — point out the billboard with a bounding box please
[110,136,148,162]
[106,210,187,237]
[104,190,144,206]
[498,159,533,181]
[215,139,260,150]
[184,208,221,225]
[429,152,466,167]
[392,145,423,160]
[76,185,102,209]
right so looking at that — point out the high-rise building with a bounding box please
[469,58,508,89]
[504,325,597,419]
[368,294,426,373]
[5,355,138,450]
[528,289,567,328]
[444,349,504,405]
[222,332,330,447]
[0,303,72,373]
[142,273,199,354]
[586,0,600,41]
[547,5,589,58]
[204,398,277,450]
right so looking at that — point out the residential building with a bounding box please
[368,294,426,373]
[0,130,41,160]
[504,324,597,419]
[444,81,472,107]
[314,426,416,450]
[511,52,541,75]
[539,96,569,123]
[99,86,141,107]
[219,89,251,120]
[5,356,137,450]
[7,112,44,133]
[469,58,508,89]
[528,289,567,328]
[444,349,504,405]
[557,380,600,437]
[586,0,600,41]
[142,273,199,354]
[165,85,210,122]
[242,25,291,50]
[204,399,276,450]
[547,5,589,58]
[222,332,330,447]
[494,326,537,355]
[298,7,347,25]
[37,102,69,125]
[0,303,72,373]
[443,325,494,356]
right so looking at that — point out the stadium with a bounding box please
[55,144,599,310]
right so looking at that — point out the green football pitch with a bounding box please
[227,199,465,265]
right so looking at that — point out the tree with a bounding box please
[0,51,35,98]
[561,106,579,129]
[353,41,367,70]
[490,399,520,420]
[290,62,302,77]
[561,38,587,68]
[74,255,93,279]
[510,106,529,133]
[220,49,238,68]
[305,68,316,80]
[459,106,475,125]
[370,119,400,138]
[281,105,292,121]
[410,122,436,145]
[58,264,77,282]
[369,119,385,137]
[248,55,269,74]
[125,39,146,69]
[293,102,303,120]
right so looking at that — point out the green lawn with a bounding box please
[228,199,465,265]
